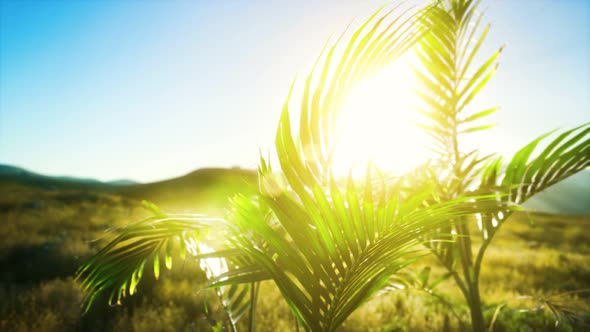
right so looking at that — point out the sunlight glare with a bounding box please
[331,54,430,178]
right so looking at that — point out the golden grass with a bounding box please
[0,187,588,331]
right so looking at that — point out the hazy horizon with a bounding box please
[0,161,255,183]
[1,0,589,182]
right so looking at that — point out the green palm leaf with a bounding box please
[76,201,217,313]
[474,123,590,263]
[296,4,427,181]
[412,1,590,331]
[199,247,261,331]
[415,0,502,161]
[77,204,262,330]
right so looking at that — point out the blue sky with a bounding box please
[1,0,589,182]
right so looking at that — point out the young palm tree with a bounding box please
[411,0,590,331]
[77,3,502,331]
[76,1,589,331]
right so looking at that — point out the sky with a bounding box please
[1,0,589,182]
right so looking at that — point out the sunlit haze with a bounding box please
[1,0,588,182]
[332,54,430,176]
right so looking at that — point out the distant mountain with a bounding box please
[0,164,108,190]
[0,164,257,213]
[0,164,138,187]
[0,165,33,176]
[107,179,139,186]
[1,164,587,215]
[116,167,258,212]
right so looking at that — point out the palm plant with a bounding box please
[77,3,499,331]
[411,0,590,331]
[76,1,589,331]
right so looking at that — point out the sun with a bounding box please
[331,54,431,178]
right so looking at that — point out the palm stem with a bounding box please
[248,282,259,332]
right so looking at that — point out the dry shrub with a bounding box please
[0,278,81,332]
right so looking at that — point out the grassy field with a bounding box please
[0,173,588,331]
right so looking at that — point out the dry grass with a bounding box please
[0,186,588,331]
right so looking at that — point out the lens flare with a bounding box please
[331,54,430,177]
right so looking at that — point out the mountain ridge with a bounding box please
[0,164,138,187]
[0,164,588,215]
[0,164,258,213]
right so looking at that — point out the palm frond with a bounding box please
[296,3,427,182]
[199,246,261,331]
[415,0,502,161]
[473,123,590,268]
[77,203,263,330]
[75,201,218,313]
[412,3,589,331]
[488,290,590,331]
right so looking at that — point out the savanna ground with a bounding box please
[1,182,589,331]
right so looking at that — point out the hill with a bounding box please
[0,164,120,191]
[0,164,257,214]
[1,164,588,215]
[116,167,258,213]
[523,169,590,215]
